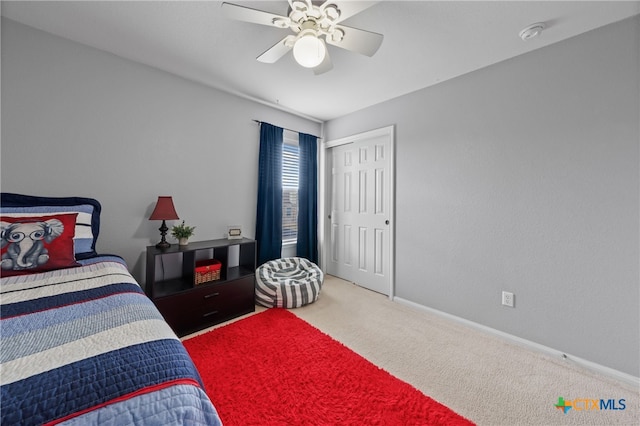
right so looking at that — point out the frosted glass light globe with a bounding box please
[293,35,326,68]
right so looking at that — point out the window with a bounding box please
[282,131,299,243]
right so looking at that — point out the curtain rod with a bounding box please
[253,120,320,139]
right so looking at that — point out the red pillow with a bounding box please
[1,213,80,277]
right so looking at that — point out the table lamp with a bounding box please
[149,196,179,249]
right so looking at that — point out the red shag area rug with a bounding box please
[184,309,473,426]
[183,308,474,426]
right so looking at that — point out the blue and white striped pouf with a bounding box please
[255,257,324,308]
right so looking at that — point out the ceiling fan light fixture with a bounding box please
[293,34,326,68]
[222,1,382,73]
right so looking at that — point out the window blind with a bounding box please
[282,139,299,243]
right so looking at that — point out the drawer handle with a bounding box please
[203,310,219,318]
[203,292,220,299]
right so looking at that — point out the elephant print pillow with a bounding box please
[0,213,80,276]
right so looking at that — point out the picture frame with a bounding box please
[227,225,242,240]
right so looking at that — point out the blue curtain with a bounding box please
[255,123,283,266]
[296,132,318,263]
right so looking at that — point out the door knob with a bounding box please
[385,220,390,225]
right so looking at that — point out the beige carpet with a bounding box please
[186,275,639,425]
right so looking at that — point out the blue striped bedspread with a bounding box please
[0,257,222,425]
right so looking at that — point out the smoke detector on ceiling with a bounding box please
[519,22,546,41]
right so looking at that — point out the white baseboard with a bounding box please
[392,296,639,388]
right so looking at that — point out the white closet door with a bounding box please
[326,127,393,295]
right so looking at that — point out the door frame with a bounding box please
[319,125,396,299]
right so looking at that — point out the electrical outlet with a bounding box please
[502,291,515,307]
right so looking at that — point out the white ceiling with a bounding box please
[2,1,639,122]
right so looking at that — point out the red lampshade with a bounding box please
[149,196,179,221]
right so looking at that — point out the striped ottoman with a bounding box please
[255,257,324,308]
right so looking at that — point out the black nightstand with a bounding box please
[146,238,256,336]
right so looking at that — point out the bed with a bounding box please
[0,193,222,425]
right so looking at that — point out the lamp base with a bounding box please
[155,240,171,249]
[156,220,171,249]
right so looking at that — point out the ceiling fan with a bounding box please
[221,1,383,74]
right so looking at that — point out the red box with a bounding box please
[194,259,221,285]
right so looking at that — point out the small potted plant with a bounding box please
[171,220,196,246]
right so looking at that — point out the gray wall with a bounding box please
[325,16,639,377]
[1,18,320,281]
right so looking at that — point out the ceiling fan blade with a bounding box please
[313,45,333,75]
[326,25,383,57]
[257,35,296,63]
[221,2,289,28]
[323,1,380,24]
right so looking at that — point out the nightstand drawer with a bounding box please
[198,277,255,308]
[153,277,255,336]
